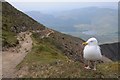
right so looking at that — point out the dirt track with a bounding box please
[2,32,32,78]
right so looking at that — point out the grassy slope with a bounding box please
[2,2,45,47]
[16,33,119,78]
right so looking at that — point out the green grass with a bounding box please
[23,44,67,64]
[16,33,119,78]
[97,62,119,78]
[2,30,18,47]
[17,33,68,69]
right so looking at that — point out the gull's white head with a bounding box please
[83,37,98,46]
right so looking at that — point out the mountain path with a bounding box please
[2,32,33,78]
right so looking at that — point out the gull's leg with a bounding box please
[85,60,91,69]
[93,61,96,71]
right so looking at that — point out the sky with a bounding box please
[6,0,118,14]
[6,0,119,2]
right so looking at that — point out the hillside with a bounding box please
[100,42,120,61]
[2,2,45,49]
[2,1,119,78]
[16,34,119,78]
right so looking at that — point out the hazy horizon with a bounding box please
[9,2,118,14]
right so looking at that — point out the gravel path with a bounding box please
[2,32,33,78]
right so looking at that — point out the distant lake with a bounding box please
[81,30,96,35]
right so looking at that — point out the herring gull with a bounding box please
[83,37,102,70]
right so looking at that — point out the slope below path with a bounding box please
[2,32,33,78]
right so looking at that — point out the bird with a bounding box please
[82,37,102,70]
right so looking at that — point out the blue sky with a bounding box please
[6,1,118,14]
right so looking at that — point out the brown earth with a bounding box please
[2,32,32,78]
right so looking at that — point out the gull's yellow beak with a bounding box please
[82,42,88,45]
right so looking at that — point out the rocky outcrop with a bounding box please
[33,28,54,39]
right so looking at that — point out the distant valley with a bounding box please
[26,7,118,44]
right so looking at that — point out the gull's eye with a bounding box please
[90,41,93,42]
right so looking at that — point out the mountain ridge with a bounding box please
[100,42,120,61]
